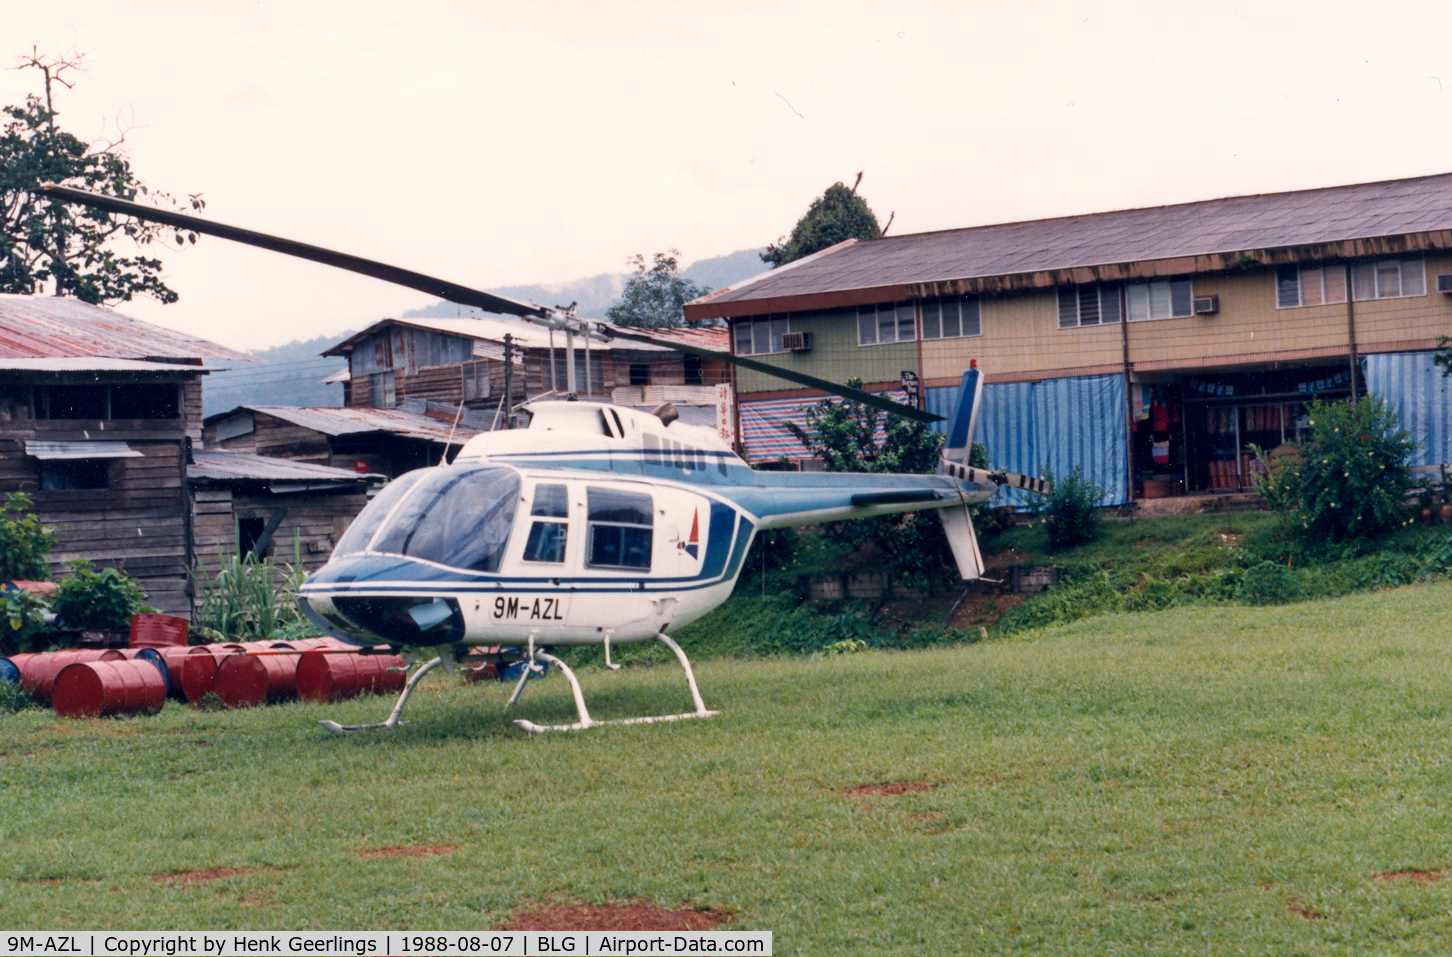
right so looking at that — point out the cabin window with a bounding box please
[1057,283,1123,328]
[370,371,396,407]
[1126,279,1193,322]
[332,469,431,557]
[523,483,569,564]
[921,296,981,339]
[586,487,653,570]
[547,353,604,394]
[628,363,650,386]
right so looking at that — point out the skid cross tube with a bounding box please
[511,633,719,733]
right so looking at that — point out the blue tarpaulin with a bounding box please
[1363,351,1452,467]
[926,373,1128,509]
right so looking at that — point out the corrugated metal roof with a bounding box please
[0,357,217,373]
[0,295,253,366]
[189,448,381,482]
[690,172,1452,318]
[214,405,486,444]
[323,314,728,357]
[25,440,142,460]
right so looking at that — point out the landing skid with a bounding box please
[319,655,442,734]
[510,633,718,733]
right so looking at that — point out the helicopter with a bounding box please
[38,183,1050,734]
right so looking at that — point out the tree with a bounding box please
[605,250,712,329]
[760,178,882,269]
[785,379,980,590]
[0,47,201,304]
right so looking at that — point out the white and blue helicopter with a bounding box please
[41,184,1049,733]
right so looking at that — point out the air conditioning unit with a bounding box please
[1437,274,1452,294]
[781,331,812,352]
[1193,295,1220,315]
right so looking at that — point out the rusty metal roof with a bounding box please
[190,448,381,483]
[0,294,253,366]
[209,405,486,445]
[324,314,728,357]
[689,172,1452,319]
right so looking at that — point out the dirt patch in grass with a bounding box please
[845,781,937,797]
[359,844,458,859]
[152,867,264,887]
[1286,899,1324,920]
[498,901,729,932]
[1374,869,1446,884]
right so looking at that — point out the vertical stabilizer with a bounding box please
[938,504,985,580]
[941,367,983,467]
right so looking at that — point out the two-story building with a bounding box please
[686,172,1452,506]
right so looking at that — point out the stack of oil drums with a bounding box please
[1,615,405,719]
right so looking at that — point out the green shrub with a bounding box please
[0,586,52,654]
[0,493,54,581]
[51,559,146,631]
[1262,396,1415,546]
[1235,560,1305,606]
[1041,466,1105,551]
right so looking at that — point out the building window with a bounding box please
[33,383,180,420]
[39,459,109,491]
[921,296,981,339]
[1276,265,1349,308]
[461,361,490,401]
[548,353,605,394]
[733,316,791,356]
[1277,258,1424,307]
[370,371,396,407]
[857,303,916,346]
[1057,284,1122,328]
[628,363,650,386]
[1351,257,1426,301]
[1126,279,1193,322]
[683,355,704,385]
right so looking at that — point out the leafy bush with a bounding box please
[1041,466,1105,551]
[1260,396,1415,546]
[1235,560,1305,606]
[0,586,52,653]
[0,493,54,581]
[51,559,146,631]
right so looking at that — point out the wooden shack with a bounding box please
[0,295,253,615]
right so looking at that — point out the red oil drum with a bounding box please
[128,614,189,648]
[179,643,248,704]
[295,650,407,702]
[215,650,302,709]
[19,649,124,703]
[52,658,167,718]
[150,645,194,700]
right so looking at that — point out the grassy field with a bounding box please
[6,579,1452,954]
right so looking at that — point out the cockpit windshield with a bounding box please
[334,464,521,573]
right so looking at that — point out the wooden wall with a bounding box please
[191,486,370,582]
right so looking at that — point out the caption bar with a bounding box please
[2,932,772,956]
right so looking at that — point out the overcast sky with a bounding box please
[10,0,1452,351]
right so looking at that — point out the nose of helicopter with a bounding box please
[300,591,465,647]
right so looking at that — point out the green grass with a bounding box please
[8,580,1452,953]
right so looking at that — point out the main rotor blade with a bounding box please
[600,324,943,424]
[37,184,549,319]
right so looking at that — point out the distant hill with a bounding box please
[201,248,767,417]
[202,333,348,418]
[401,248,767,321]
